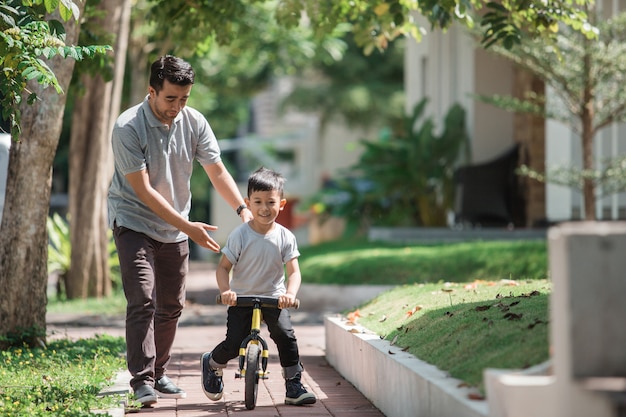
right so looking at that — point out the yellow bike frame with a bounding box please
[238,301,270,377]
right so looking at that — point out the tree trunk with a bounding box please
[513,67,545,227]
[127,35,150,105]
[0,9,83,347]
[126,14,172,106]
[66,0,131,299]
[581,111,595,220]
[581,41,596,221]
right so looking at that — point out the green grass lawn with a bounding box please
[354,279,550,393]
[47,291,128,316]
[299,238,548,284]
[300,237,550,394]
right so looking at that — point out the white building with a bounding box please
[405,4,626,225]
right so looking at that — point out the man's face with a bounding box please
[148,80,192,125]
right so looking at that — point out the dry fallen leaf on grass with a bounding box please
[463,280,491,290]
[379,315,387,322]
[528,318,546,329]
[503,312,523,321]
[405,305,423,318]
[390,334,399,346]
[346,309,361,324]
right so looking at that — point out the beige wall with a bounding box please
[317,122,372,182]
[405,20,475,140]
[472,48,515,163]
[405,20,515,165]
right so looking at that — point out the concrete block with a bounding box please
[484,221,626,417]
[549,222,626,378]
[484,366,557,417]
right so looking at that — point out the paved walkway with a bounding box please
[46,262,385,417]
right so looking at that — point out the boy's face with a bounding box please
[246,189,286,225]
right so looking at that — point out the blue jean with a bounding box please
[113,225,189,389]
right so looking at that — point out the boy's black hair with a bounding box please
[149,55,195,92]
[247,167,285,198]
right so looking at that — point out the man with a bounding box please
[108,55,252,406]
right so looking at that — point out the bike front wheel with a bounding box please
[245,342,261,410]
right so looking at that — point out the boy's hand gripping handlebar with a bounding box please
[215,294,300,309]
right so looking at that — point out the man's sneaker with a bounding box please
[155,375,187,399]
[201,352,224,401]
[133,384,157,407]
[285,373,316,406]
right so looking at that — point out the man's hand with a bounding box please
[186,222,220,252]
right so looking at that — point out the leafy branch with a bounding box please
[518,155,626,197]
[0,0,111,140]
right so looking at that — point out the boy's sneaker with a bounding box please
[201,352,224,401]
[133,384,158,407]
[285,372,316,406]
[155,375,186,399]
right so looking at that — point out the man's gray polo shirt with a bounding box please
[108,97,221,243]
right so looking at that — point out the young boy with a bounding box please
[201,167,317,406]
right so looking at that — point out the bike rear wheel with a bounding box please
[245,343,261,410]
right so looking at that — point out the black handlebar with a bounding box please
[215,294,300,309]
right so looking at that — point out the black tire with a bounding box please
[244,343,261,410]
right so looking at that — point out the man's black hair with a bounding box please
[247,167,285,198]
[149,55,195,92]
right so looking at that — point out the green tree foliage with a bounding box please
[46,213,121,299]
[0,0,110,140]
[1,0,598,142]
[281,35,405,135]
[123,0,349,138]
[143,0,596,55]
[273,0,595,53]
[478,0,595,49]
[476,10,626,220]
[184,3,347,138]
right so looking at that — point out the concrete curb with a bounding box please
[325,315,489,417]
[95,369,131,416]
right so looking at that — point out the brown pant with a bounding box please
[113,225,189,389]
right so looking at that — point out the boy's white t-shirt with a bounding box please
[222,222,300,297]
